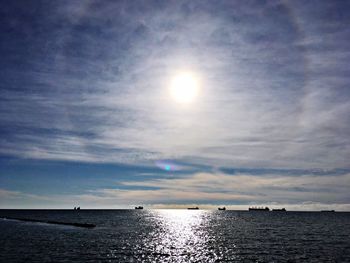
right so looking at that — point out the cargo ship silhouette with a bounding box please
[249,207,270,211]
[272,208,286,211]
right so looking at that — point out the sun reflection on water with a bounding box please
[156,209,205,249]
[146,209,219,262]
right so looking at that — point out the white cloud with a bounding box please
[1,171,349,210]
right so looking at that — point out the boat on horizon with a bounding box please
[321,210,335,212]
[135,206,143,210]
[272,208,286,212]
[249,207,270,211]
[187,207,199,210]
[218,207,226,210]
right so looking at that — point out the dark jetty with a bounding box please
[1,217,96,229]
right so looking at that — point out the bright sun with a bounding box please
[170,72,199,104]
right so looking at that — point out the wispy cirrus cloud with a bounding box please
[1,1,349,169]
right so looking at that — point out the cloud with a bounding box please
[1,1,349,169]
[0,188,52,208]
[0,0,350,211]
[0,189,22,199]
[2,170,349,210]
[115,171,350,203]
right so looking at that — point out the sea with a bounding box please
[0,209,349,262]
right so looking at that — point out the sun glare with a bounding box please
[170,72,199,104]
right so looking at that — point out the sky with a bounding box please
[0,0,350,210]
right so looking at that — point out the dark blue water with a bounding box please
[0,210,349,262]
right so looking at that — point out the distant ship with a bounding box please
[74,207,80,211]
[187,207,199,210]
[272,208,286,212]
[135,206,143,210]
[218,207,226,210]
[321,210,335,212]
[249,207,270,211]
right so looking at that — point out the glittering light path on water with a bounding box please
[144,210,224,262]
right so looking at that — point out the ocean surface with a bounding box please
[0,210,349,262]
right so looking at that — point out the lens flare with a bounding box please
[155,160,182,172]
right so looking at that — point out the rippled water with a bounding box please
[0,210,349,262]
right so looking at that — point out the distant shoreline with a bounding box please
[0,208,348,212]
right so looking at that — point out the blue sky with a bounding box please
[1,0,350,210]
